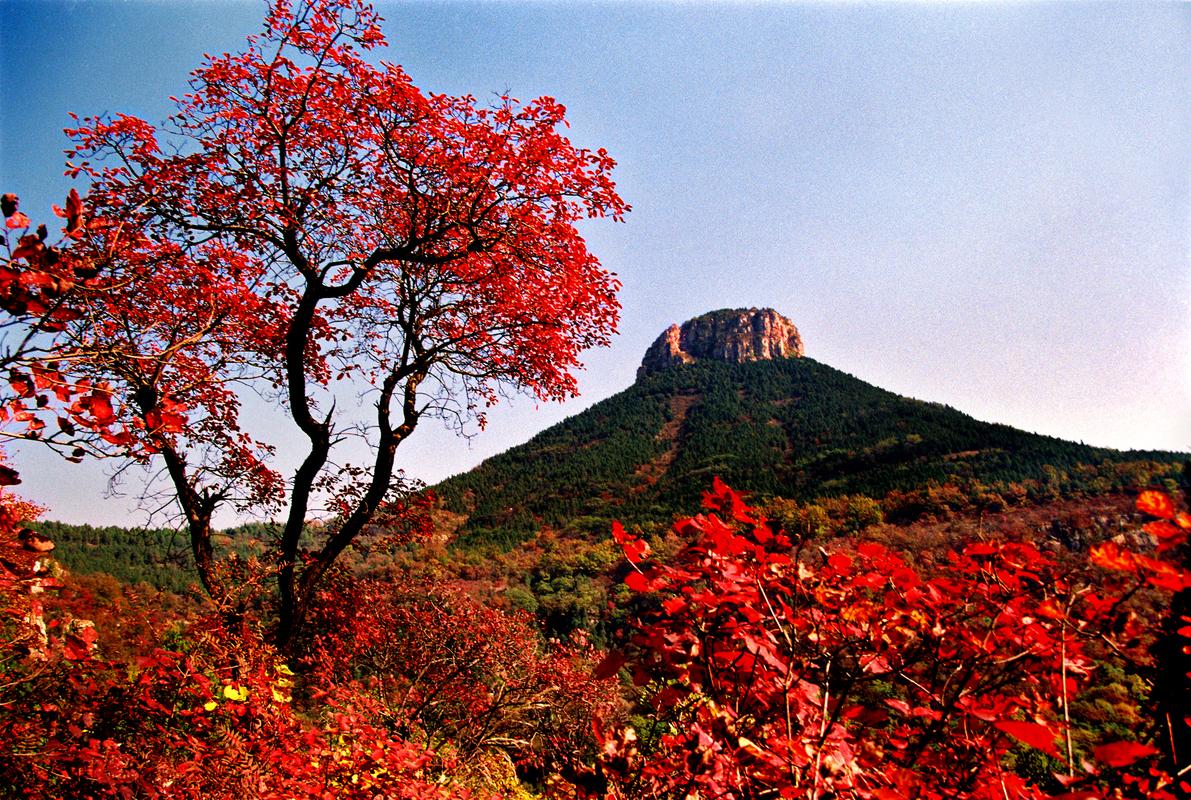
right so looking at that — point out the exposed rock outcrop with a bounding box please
[637,308,803,379]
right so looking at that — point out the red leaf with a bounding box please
[827,552,853,573]
[83,392,116,426]
[624,570,651,592]
[63,629,96,661]
[662,596,686,615]
[1137,490,1174,520]
[964,542,998,557]
[592,649,627,680]
[10,239,42,262]
[9,374,34,398]
[612,521,650,563]
[1094,740,1158,768]
[611,521,629,544]
[994,720,1060,757]
[65,188,84,233]
[856,541,887,559]
[1146,520,1186,544]
[1090,542,1138,573]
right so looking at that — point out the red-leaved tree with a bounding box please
[0,191,137,465]
[44,0,625,645]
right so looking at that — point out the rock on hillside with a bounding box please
[638,308,804,379]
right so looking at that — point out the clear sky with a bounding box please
[2,0,1189,526]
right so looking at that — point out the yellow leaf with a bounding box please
[223,684,248,701]
[271,686,291,703]
[738,736,764,755]
[203,701,218,711]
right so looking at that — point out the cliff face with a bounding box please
[637,308,804,379]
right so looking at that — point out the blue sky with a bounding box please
[2,0,1189,525]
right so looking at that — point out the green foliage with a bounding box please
[842,494,884,532]
[437,358,1186,541]
[31,521,200,596]
[31,520,316,596]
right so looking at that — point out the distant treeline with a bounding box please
[30,520,293,596]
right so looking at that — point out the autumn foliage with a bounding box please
[302,574,620,786]
[9,0,626,646]
[0,190,138,462]
[0,508,616,797]
[2,471,1189,795]
[2,0,1190,797]
[584,480,1191,799]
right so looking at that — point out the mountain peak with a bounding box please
[638,308,804,379]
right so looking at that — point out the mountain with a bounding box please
[637,307,803,378]
[436,309,1185,544]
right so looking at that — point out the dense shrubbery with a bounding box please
[3,466,1189,797]
[1,505,618,797]
[580,480,1191,799]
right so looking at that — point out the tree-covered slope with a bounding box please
[436,357,1185,536]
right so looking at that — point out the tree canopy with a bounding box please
[10,0,625,643]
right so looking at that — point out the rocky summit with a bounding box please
[637,307,804,379]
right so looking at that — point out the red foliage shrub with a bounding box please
[303,572,621,787]
[584,479,1191,799]
[0,583,466,798]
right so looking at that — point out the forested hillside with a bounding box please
[31,521,311,597]
[437,357,1185,541]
